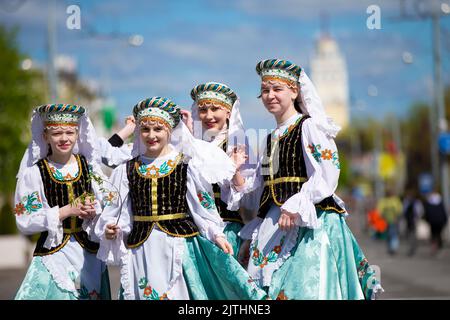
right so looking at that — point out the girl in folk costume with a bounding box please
[235,59,384,300]
[186,82,256,259]
[14,104,111,300]
[94,97,266,300]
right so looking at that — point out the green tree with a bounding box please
[402,103,432,190]
[0,25,45,234]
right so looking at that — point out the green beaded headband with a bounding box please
[36,104,85,127]
[191,82,237,110]
[133,97,181,128]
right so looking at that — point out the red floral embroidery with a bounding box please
[144,286,152,296]
[259,257,269,268]
[14,203,26,216]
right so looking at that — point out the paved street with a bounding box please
[1,215,449,300]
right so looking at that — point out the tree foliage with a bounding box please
[0,25,45,234]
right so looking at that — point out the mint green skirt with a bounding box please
[119,235,266,300]
[268,210,381,300]
[223,221,244,260]
[15,257,111,300]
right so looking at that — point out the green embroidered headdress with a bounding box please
[36,104,85,127]
[256,59,302,87]
[190,82,237,111]
[133,97,181,129]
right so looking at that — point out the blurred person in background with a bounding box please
[377,188,403,255]
[402,189,421,257]
[422,189,448,255]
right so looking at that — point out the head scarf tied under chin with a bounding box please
[131,96,237,185]
[17,104,103,180]
[256,58,341,138]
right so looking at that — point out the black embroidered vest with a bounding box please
[212,139,243,224]
[34,154,99,256]
[126,154,199,248]
[258,115,344,218]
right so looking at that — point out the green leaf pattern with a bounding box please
[197,191,216,210]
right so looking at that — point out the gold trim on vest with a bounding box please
[63,226,83,233]
[133,213,187,222]
[264,176,308,186]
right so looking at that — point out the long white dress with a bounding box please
[237,113,382,299]
[14,157,110,300]
[95,148,266,300]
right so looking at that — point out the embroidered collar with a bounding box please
[136,151,183,179]
[272,113,302,140]
[44,155,81,182]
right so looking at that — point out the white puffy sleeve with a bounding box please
[186,164,226,242]
[94,163,132,265]
[14,165,63,249]
[280,118,342,228]
[221,153,265,212]
[97,137,132,168]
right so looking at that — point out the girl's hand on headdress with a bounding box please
[105,223,120,240]
[117,115,136,141]
[278,209,297,231]
[215,235,234,255]
[125,115,136,126]
[230,145,248,170]
[180,110,193,134]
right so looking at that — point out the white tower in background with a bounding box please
[310,34,350,129]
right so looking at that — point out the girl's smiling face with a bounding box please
[260,80,298,117]
[43,126,78,156]
[197,103,230,134]
[139,120,171,156]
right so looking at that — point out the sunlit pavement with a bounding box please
[347,213,450,300]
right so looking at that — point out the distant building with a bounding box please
[310,34,350,129]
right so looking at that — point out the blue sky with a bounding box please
[1,0,450,131]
